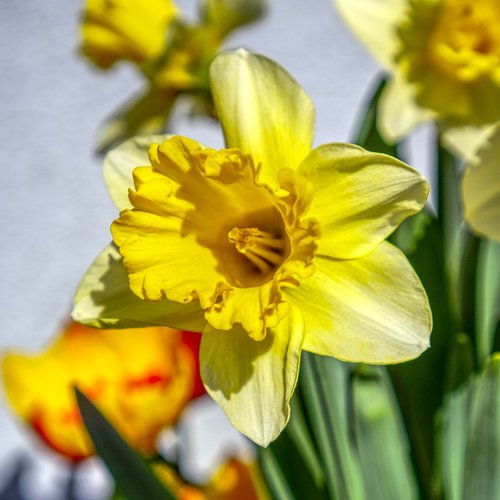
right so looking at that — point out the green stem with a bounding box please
[459,233,481,356]
[436,134,462,322]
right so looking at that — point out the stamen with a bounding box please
[228,227,286,275]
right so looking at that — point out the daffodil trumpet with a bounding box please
[73,50,432,446]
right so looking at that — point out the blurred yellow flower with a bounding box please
[155,458,269,500]
[81,0,177,69]
[73,50,432,446]
[462,124,500,241]
[2,321,202,461]
[336,0,500,155]
[86,0,267,154]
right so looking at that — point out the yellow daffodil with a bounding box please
[92,0,266,153]
[335,0,500,156]
[462,124,500,241]
[73,50,432,446]
[2,321,203,461]
[81,0,178,69]
[154,458,269,500]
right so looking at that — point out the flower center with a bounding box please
[398,0,500,84]
[429,1,500,82]
[228,227,287,275]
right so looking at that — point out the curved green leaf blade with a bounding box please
[75,388,174,500]
[352,365,418,500]
[258,394,327,500]
[462,354,500,500]
[353,76,400,158]
[477,242,500,363]
[300,353,365,500]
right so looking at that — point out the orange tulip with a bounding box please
[2,321,203,461]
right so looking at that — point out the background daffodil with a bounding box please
[462,124,500,241]
[73,50,432,446]
[335,0,500,156]
[81,0,178,69]
[81,0,267,154]
[2,321,202,461]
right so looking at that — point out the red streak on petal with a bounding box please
[126,373,170,390]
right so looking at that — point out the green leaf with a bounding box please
[436,139,464,322]
[462,354,500,500]
[200,0,267,34]
[476,241,500,363]
[439,333,475,500]
[444,333,475,393]
[389,212,458,497]
[441,354,500,500]
[459,234,481,348]
[75,388,174,500]
[439,374,471,500]
[351,365,419,500]
[353,76,400,158]
[258,394,327,500]
[300,353,364,500]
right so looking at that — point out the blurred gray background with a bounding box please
[0,0,431,497]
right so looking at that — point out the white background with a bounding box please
[0,0,430,498]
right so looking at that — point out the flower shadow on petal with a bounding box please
[73,244,205,331]
[200,324,275,398]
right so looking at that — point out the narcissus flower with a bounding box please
[2,321,202,461]
[73,50,432,446]
[81,0,178,69]
[462,124,500,241]
[336,0,500,155]
[86,0,266,153]
[155,458,269,500]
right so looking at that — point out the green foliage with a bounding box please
[75,388,174,500]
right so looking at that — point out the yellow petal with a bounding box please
[442,124,495,161]
[298,143,429,259]
[81,0,177,68]
[200,307,304,446]
[286,242,431,364]
[335,0,407,68]
[209,50,315,187]
[462,126,500,241]
[112,205,224,304]
[104,134,171,210]
[72,244,206,331]
[378,72,434,142]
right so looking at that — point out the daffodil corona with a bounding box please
[74,51,432,446]
[112,137,320,341]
